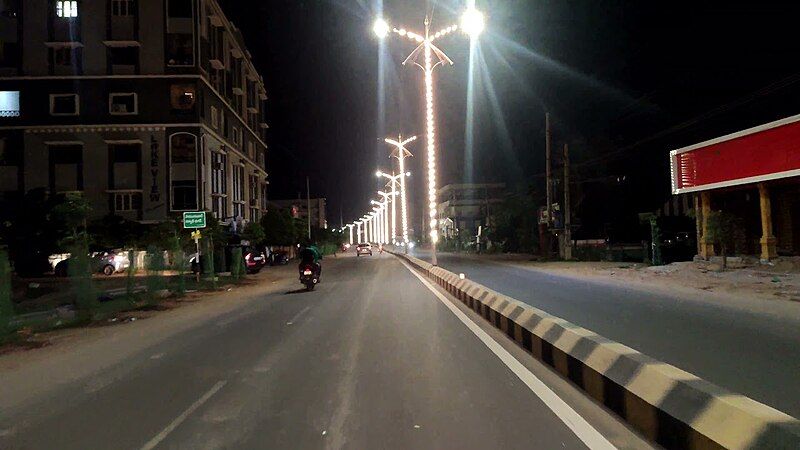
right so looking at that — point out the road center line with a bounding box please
[139,380,227,450]
[398,258,617,450]
[286,306,311,325]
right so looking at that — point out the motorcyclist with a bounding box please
[298,242,322,280]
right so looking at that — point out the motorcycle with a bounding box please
[299,263,320,291]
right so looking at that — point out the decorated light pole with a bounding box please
[382,134,416,246]
[373,7,485,265]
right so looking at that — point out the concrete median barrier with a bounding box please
[392,251,800,450]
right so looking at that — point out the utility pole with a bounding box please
[306,176,311,240]
[540,113,553,259]
[545,113,552,221]
[563,143,572,260]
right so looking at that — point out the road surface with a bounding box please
[413,250,800,418]
[0,253,651,449]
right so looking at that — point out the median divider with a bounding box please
[391,251,800,450]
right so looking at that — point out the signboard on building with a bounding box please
[183,211,206,229]
[670,113,800,194]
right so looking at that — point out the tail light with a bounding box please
[302,264,313,276]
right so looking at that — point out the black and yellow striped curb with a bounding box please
[393,251,800,450]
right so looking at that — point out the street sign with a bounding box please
[190,230,202,241]
[183,211,206,229]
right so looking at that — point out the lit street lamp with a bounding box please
[374,8,485,265]
[383,133,416,247]
[354,220,363,244]
[377,191,393,244]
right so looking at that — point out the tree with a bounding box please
[242,221,266,245]
[705,210,745,270]
[488,189,539,253]
[260,208,297,246]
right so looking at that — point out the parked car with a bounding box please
[356,243,373,256]
[55,250,130,277]
[244,247,267,274]
[269,250,290,266]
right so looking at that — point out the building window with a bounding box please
[109,143,141,190]
[211,151,227,219]
[166,34,193,66]
[210,106,218,129]
[56,0,78,18]
[170,133,196,164]
[232,126,241,147]
[109,92,137,115]
[112,192,141,212]
[170,84,196,112]
[111,0,133,16]
[260,182,268,210]
[171,180,196,211]
[50,93,79,116]
[167,0,191,18]
[247,141,255,159]
[53,47,75,66]
[0,91,20,118]
[108,46,138,68]
[232,164,244,219]
[48,144,83,193]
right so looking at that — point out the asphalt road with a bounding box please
[412,250,800,418]
[0,253,651,450]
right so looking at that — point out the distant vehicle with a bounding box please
[55,250,130,277]
[269,250,290,266]
[356,243,373,256]
[342,243,351,252]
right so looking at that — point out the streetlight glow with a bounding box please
[373,18,390,39]
[460,8,485,38]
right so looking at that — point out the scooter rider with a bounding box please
[298,241,322,280]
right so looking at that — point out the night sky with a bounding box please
[221,0,800,236]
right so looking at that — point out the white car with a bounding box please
[356,243,373,256]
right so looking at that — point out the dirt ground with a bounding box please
[475,254,800,304]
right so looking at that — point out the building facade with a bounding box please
[0,0,269,225]
[670,113,800,260]
[269,198,327,230]
[436,183,505,239]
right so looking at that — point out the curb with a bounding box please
[392,251,800,450]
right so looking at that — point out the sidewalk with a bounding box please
[0,263,299,418]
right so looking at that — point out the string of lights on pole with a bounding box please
[373,6,485,265]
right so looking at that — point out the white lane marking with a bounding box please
[150,353,165,360]
[398,258,617,450]
[139,380,227,450]
[286,306,311,325]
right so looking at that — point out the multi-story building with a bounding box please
[437,183,506,239]
[269,198,327,230]
[0,0,269,224]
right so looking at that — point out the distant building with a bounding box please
[270,197,327,230]
[670,113,800,260]
[436,183,505,239]
[0,0,269,224]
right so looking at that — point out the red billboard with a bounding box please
[670,113,800,194]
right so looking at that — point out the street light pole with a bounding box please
[374,8,484,265]
[384,134,416,249]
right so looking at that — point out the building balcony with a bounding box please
[209,58,224,70]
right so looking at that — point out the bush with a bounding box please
[67,237,97,319]
[145,246,166,305]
